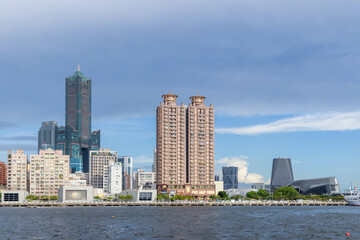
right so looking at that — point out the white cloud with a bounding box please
[216,112,360,135]
[217,156,264,184]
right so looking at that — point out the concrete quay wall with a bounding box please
[0,201,348,208]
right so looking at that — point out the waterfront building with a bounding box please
[58,185,93,203]
[89,148,117,189]
[7,150,28,191]
[290,177,340,195]
[156,92,216,197]
[38,121,58,152]
[152,148,157,173]
[1,190,29,203]
[186,94,215,195]
[56,65,100,173]
[29,149,70,196]
[0,162,7,186]
[270,158,294,192]
[119,189,157,202]
[103,162,122,194]
[135,170,156,189]
[117,156,133,190]
[156,91,187,193]
[222,166,239,190]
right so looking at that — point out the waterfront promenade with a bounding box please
[0,201,347,207]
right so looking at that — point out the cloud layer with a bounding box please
[217,156,264,183]
[216,112,360,135]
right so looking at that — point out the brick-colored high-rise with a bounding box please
[7,150,28,191]
[156,92,215,197]
[187,94,215,194]
[156,92,187,193]
[0,162,7,186]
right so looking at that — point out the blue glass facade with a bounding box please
[55,67,100,173]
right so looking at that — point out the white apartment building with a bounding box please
[29,149,70,196]
[89,148,117,189]
[69,172,87,186]
[103,162,122,194]
[136,170,156,189]
[7,150,28,191]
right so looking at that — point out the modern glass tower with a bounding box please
[38,121,58,152]
[56,65,100,173]
[222,166,238,190]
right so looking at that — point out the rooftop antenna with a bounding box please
[77,64,80,71]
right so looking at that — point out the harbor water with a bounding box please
[1,206,359,239]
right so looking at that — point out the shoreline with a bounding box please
[0,201,348,208]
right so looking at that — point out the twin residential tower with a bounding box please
[156,92,215,197]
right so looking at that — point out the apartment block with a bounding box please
[156,91,187,193]
[103,162,122,194]
[89,148,117,189]
[156,92,215,197]
[7,150,28,191]
[0,162,7,186]
[135,170,156,189]
[29,149,70,196]
[186,94,215,195]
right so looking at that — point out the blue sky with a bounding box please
[1,0,360,190]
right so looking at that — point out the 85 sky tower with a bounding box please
[56,65,100,173]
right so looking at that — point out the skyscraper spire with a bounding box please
[77,64,80,72]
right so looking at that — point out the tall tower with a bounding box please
[270,157,294,192]
[156,91,187,193]
[38,121,58,152]
[56,66,100,173]
[222,166,238,190]
[65,64,91,140]
[156,92,216,197]
[187,94,215,187]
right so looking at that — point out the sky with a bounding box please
[1,0,360,190]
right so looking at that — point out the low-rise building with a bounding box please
[58,186,93,203]
[1,190,29,203]
[119,189,157,202]
[135,170,156,189]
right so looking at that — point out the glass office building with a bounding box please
[56,66,100,173]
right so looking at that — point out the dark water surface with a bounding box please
[0,206,359,239]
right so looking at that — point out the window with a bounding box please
[4,193,19,202]
[139,192,152,201]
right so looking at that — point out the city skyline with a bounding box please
[1,1,360,190]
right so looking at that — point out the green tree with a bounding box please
[218,191,228,199]
[246,191,259,199]
[231,195,242,200]
[170,197,175,202]
[209,195,217,201]
[274,186,299,200]
[257,189,269,199]
[94,196,100,200]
